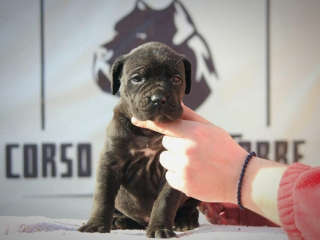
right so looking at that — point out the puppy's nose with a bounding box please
[150,95,167,106]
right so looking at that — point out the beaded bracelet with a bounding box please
[237,151,256,210]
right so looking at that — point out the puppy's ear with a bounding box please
[183,58,192,95]
[111,55,126,95]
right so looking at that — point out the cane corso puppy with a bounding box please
[78,42,200,238]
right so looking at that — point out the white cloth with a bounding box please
[1,216,287,240]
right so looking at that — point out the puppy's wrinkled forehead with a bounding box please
[124,45,183,76]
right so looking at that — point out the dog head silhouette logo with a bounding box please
[93,0,217,110]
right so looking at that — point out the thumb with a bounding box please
[180,103,212,125]
[131,117,193,138]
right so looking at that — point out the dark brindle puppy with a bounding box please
[78,42,200,238]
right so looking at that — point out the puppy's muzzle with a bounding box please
[141,91,174,122]
[150,94,168,106]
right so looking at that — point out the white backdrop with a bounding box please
[0,0,319,219]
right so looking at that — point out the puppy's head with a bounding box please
[111,42,192,122]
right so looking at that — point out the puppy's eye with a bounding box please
[131,76,142,83]
[172,76,181,83]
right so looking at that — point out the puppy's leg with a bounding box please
[78,158,121,233]
[174,198,200,232]
[112,209,145,230]
[147,182,182,238]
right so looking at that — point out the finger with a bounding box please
[162,135,190,153]
[223,206,240,224]
[198,203,217,217]
[180,103,212,125]
[165,171,183,191]
[162,136,177,151]
[159,151,177,172]
[216,213,227,225]
[198,203,223,225]
[198,203,207,215]
[216,212,238,225]
[131,117,194,138]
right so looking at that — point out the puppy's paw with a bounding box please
[146,227,177,238]
[78,221,110,233]
[174,216,199,232]
[112,215,145,230]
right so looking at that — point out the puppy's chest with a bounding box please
[129,148,158,159]
[124,135,165,182]
[129,134,163,158]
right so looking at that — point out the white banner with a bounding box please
[0,0,319,218]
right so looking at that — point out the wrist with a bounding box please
[226,146,249,204]
[237,152,256,210]
[238,156,261,208]
[239,156,287,225]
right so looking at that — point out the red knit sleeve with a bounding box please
[277,162,320,240]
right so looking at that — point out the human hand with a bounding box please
[131,104,248,203]
[198,202,279,227]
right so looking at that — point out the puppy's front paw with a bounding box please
[174,216,199,232]
[146,227,177,238]
[78,221,110,233]
[112,215,145,230]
